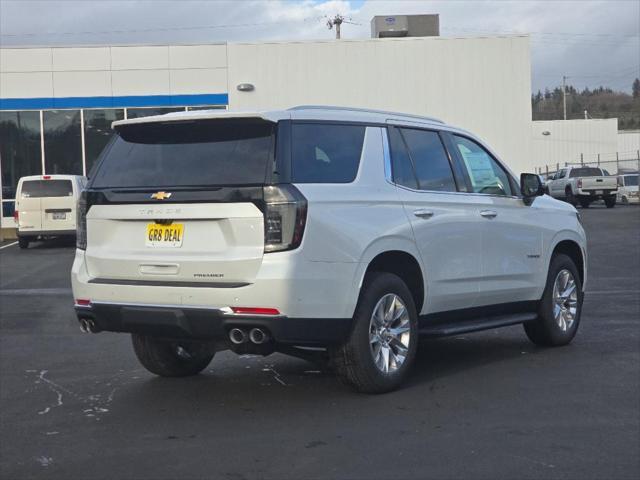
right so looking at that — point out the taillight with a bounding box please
[77,191,87,250]
[263,185,307,253]
[230,307,280,315]
[577,179,582,188]
[13,209,18,223]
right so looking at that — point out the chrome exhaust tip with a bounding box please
[79,319,89,333]
[249,328,269,345]
[229,328,248,344]
[86,319,98,333]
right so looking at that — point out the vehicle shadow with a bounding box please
[27,236,76,249]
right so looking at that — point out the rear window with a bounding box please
[569,167,603,178]
[91,119,275,188]
[291,123,365,183]
[20,180,73,198]
[623,175,638,186]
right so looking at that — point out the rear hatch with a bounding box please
[83,118,276,287]
[18,179,75,232]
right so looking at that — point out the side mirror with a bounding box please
[520,173,545,203]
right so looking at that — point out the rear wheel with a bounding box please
[18,237,29,249]
[604,196,616,208]
[131,334,214,377]
[565,188,576,206]
[579,199,590,208]
[524,254,583,346]
[330,272,418,393]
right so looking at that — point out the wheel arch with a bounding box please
[353,242,426,315]
[550,238,585,289]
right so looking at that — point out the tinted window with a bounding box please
[388,127,418,189]
[569,167,603,178]
[84,109,124,173]
[0,111,42,199]
[43,110,83,175]
[92,120,275,188]
[21,180,73,198]
[400,129,456,192]
[291,124,365,183]
[452,135,513,196]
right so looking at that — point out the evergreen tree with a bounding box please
[633,78,640,98]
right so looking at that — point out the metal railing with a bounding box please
[536,150,640,177]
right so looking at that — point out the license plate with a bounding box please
[52,212,66,220]
[145,223,184,248]
[595,190,603,195]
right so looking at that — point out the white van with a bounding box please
[617,174,639,204]
[14,175,86,249]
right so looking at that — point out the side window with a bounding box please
[291,123,365,183]
[558,169,567,179]
[388,127,457,192]
[451,135,513,196]
[388,127,418,189]
[401,129,457,192]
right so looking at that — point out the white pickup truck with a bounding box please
[547,166,617,208]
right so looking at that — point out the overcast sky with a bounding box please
[1,0,638,94]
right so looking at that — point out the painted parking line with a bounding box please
[586,289,639,295]
[0,241,18,250]
[0,288,72,296]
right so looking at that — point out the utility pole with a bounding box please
[327,14,344,39]
[562,75,568,120]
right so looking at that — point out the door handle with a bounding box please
[413,209,434,219]
[480,210,498,219]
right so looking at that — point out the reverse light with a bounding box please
[263,185,307,253]
[230,307,281,316]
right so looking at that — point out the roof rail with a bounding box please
[289,105,444,124]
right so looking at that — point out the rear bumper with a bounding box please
[18,229,75,237]
[576,189,616,198]
[74,302,352,345]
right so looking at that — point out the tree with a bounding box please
[633,78,640,98]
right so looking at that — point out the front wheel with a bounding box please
[524,254,583,346]
[132,334,214,377]
[330,272,418,393]
[604,196,616,208]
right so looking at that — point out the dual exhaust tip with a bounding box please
[229,327,270,345]
[79,318,98,333]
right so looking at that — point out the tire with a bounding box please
[604,196,616,208]
[621,196,629,205]
[565,188,576,206]
[579,199,590,208]
[131,334,214,377]
[524,254,583,347]
[18,237,29,249]
[330,272,419,394]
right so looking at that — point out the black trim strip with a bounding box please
[45,208,72,213]
[419,312,537,338]
[88,278,249,288]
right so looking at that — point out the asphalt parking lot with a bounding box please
[1,205,638,480]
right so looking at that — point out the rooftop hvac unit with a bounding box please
[371,14,440,38]
[371,16,409,38]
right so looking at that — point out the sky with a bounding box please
[0,0,638,94]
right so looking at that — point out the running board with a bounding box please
[419,312,538,338]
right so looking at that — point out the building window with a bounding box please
[43,110,83,175]
[84,109,124,174]
[0,111,42,199]
[186,106,227,111]
[126,107,184,119]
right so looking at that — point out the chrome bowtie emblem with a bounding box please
[151,191,172,200]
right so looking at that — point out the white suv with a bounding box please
[72,106,587,393]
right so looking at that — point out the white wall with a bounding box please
[0,44,228,101]
[227,36,533,174]
[618,130,640,159]
[532,119,619,172]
